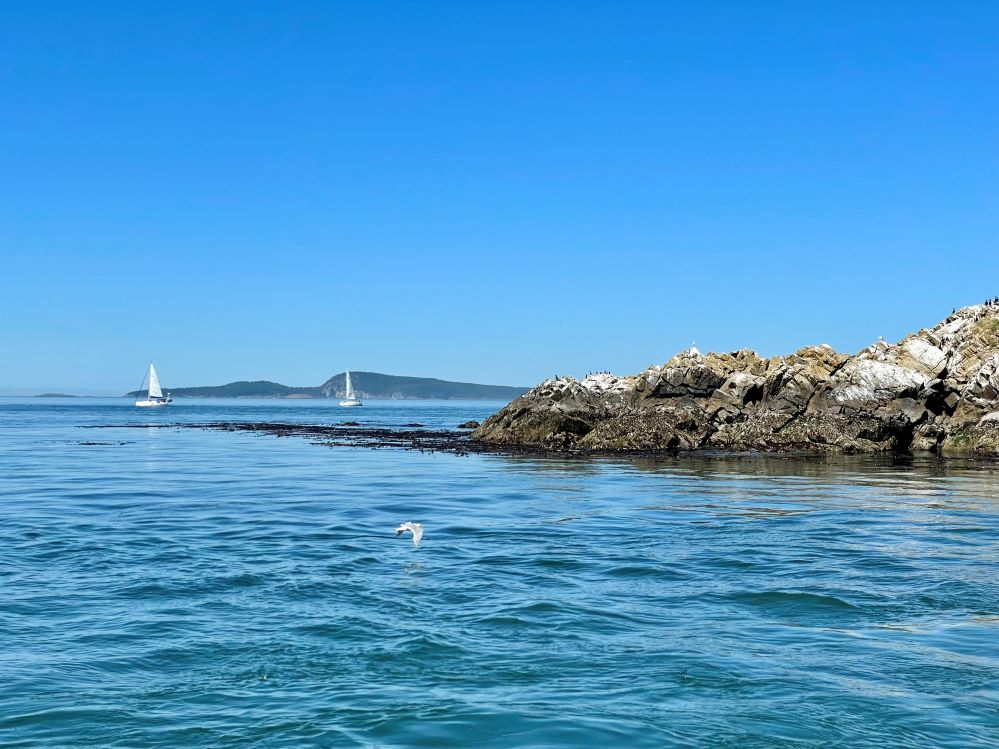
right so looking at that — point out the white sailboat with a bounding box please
[339,370,362,407]
[135,362,172,407]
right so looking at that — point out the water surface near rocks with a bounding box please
[1,398,998,747]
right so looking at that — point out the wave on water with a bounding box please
[1,399,998,747]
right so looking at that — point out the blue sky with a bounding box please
[1,1,997,393]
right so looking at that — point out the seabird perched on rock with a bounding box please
[395,522,424,548]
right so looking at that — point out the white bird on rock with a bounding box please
[395,522,424,548]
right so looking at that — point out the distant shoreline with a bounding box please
[119,395,516,401]
[1,394,516,402]
[125,372,528,401]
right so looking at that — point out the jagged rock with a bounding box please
[644,348,727,399]
[711,371,766,407]
[638,348,768,402]
[472,303,999,455]
[457,420,481,429]
[911,422,947,451]
[960,354,999,409]
[763,346,847,413]
[890,336,948,378]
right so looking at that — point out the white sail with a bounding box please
[147,363,163,398]
[339,369,362,406]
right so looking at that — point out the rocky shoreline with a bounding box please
[472,304,999,456]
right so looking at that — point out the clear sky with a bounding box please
[2,1,997,393]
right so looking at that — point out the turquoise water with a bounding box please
[1,398,998,748]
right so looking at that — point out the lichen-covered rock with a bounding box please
[939,418,999,455]
[471,374,626,447]
[578,403,713,451]
[472,303,999,455]
[471,406,598,448]
[709,412,907,453]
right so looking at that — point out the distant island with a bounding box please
[34,393,80,398]
[126,371,529,401]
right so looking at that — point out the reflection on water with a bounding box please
[1,398,997,748]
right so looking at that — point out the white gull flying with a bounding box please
[395,522,424,548]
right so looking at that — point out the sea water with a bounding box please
[1,398,997,748]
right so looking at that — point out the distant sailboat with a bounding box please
[339,370,362,407]
[135,363,172,407]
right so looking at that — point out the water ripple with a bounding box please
[1,399,998,747]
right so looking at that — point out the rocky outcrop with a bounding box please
[473,304,999,455]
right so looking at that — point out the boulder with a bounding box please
[815,359,930,412]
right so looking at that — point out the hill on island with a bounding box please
[126,372,528,401]
[127,381,320,399]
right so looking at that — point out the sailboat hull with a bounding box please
[339,400,362,407]
[135,398,172,407]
